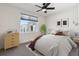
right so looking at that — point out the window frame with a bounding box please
[20,13,38,33]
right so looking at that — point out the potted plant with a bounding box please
[40,24,46,34]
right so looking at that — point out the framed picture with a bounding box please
[63,20,67,25]
[57,19,62,27]
[62,18,69,27]
[57,21,61,25]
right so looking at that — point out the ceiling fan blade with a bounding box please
[35,5,42,8]
[42,3,50,9]
[46,7,55,10]
[36,9,42,12]
[45,3,50,8]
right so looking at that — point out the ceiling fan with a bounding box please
[35,3,55,13]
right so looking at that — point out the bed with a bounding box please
[29,33,77,56]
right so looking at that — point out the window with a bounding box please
[20,14,38,33]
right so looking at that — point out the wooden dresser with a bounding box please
[4,32,19,50]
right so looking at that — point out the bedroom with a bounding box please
[0,3,79,56]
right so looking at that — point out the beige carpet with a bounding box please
[0,44,35,56]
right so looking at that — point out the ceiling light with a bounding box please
[42,9,46,11]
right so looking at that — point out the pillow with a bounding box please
[63,31,69,36]
[55,31,65,36]
[51,30,56,34]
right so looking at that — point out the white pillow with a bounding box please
[51,30,56,34]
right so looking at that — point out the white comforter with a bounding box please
[35,34,77,56]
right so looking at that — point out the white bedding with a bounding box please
[35,34,77,56]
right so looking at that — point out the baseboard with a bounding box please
[20,41,32,45]
[0,48,4,52]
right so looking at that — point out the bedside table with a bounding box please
[73,37,79,46]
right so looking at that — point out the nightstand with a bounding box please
[73,37,79,46]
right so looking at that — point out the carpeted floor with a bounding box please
[69,47,79,56]
[0,44,79,56]
[0,44,35,56]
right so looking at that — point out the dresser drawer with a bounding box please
[5,43,18,49]
[5,39,18,44]
[5,36,15,41]
[5,33,19,38]
[5,38,15,43]
[5,40,14,44]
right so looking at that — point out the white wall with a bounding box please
[0,4,45,48]
[46,4,79,33]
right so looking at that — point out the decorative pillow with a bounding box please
[55,31,65,36]
[63,31,69,36]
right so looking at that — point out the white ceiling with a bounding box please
[9,3,76,16]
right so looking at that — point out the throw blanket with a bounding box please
[28,34,43,50]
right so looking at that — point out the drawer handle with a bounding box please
[12,38,15,39]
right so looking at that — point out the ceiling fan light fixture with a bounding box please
[35,3,55,13]
[44,11,47,13]
[42,9,46,11]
